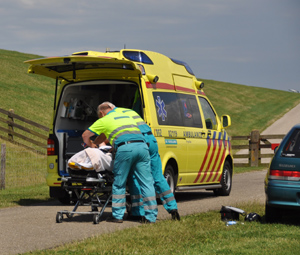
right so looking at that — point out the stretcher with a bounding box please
[56,169,114,224]
[56,147,114,224]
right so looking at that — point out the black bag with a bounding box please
[244,212,261,222]
[220,206,246,221]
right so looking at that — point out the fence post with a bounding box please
[249,130,260,167]
[8,109,14,141]
[1,143,6,190]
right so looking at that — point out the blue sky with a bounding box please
[0,0,299,92]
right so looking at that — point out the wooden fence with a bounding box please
[232,130,285,167]
[0,107,285,167]
[0,108,49,154]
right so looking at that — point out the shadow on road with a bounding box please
[17,190,217,207]
[175,190,216,202]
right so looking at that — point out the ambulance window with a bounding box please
[123,51,153,64]
[178,94,203,128]
[153,92,183,126]
[171,58,194,75]
[198,97,217,130]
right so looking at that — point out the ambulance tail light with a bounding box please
[47,138,56,156]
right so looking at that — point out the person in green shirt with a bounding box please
[82,102,157,223]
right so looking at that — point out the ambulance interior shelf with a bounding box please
[57,130,85,160]
[57,129,97,173]
[60,97,98,121]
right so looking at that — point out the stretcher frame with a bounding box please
[56,170,114,224]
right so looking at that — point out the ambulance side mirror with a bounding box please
[221,115,231,128]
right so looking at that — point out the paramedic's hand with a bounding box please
[90,142,98,148]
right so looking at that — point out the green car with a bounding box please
[265,124,300,223]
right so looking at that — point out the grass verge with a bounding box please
[24,202,300,255]
[0,184,51,208]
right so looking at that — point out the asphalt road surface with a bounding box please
[0,170,267,255]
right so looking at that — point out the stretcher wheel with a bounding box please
[93,214,100,224]
[92,206,98,212]
[56,212,63,223]
[66,212,73,218]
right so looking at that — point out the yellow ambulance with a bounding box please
[25,49,233,203]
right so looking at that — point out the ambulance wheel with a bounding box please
[214,161,232,196]
[164,164,176,194]
[57,190,71,205]
[93,214,100,224]
[57,190,77,205]
[56,212,63,223]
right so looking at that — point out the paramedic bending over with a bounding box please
[82,102,157,223]
[111,104,180,221]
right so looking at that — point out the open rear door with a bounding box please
[25,55,141,81]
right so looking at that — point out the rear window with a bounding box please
[282,128,300,158]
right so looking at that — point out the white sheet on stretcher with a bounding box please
[68,147,113,172]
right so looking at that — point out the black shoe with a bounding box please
[126,215,143,221]
[140,216,154,224]
[170,209,180,221]
[106,216,123,223]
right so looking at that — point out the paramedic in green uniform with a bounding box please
[82,102,157,223]
[111,104,180,221]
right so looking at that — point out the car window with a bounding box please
[282,128,300,158]
[198,96,217,130]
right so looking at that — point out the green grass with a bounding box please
[24,202,300,255]
[0,184,51,207]
[0,49,54,126]
[201,79,300,136]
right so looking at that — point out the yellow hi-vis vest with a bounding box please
[88,108,144,146]
[114,107,151,134]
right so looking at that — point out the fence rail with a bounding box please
[232,130,285,167]
[0,108,49,154]
[0,108,287,189]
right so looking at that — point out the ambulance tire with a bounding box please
[213,161,232,196]
[164,164,176,195]
[58,195,71,205]
[57,190,77,205]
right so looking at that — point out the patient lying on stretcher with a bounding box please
[68,145,114,172]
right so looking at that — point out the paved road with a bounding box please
[0,170,267,255]
[234,103,300,164]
